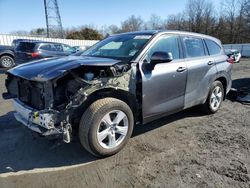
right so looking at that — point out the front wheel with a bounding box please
[201,81,224,114]
[79,98,134,157]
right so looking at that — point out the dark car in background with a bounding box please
[0,45,15,68]
[11,39,41,48]
[15,41,76,64]
[0,39,39,68]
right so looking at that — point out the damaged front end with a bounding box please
[4,57,139,143]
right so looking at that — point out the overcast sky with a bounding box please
[0,0,220,34]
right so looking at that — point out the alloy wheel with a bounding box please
[1,57,13,68]
[97,110,129,149]
[210,86,223,111]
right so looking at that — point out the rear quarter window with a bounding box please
[16,42,36,52]
[205,39,222,55]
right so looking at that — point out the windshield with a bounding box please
[81,34,152,61]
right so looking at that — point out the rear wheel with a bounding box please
[0,55,15,68]
[79,98,134,157]
[201,81,224,114]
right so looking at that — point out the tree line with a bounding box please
[10,0,250,44]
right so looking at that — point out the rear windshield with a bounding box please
[16,42,36,52]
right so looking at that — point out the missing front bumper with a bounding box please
[12,99,73,142]
[12,98,60,135]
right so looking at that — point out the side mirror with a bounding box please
[150,51,173,66]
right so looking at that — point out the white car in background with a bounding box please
[225,49,242,63]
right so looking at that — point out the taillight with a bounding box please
[31,52,40,58]
[227,57,234,64]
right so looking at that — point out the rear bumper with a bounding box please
[12,98,62,136]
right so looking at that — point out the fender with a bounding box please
[0,49,14,57]
[202,74,229,104]
[66,68,137,109]
[57,65,140,124]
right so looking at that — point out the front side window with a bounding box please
[146,35,180,61]
[63,44,75,53]
[183,37,205,58]
[205,39,221,55]
[82,34,152,62]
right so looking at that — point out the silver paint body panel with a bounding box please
[138,31,232,124]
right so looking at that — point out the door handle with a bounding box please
[207,61,214,66]
[176,67,186,72]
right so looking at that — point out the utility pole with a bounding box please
[43,0,64,38]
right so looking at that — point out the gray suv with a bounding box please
[4,31,232,157]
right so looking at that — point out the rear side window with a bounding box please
[205,39,221,55]
[40,44,52,51]
[16,42,36,52]
[182,37,205,58]
[52,44,63,52]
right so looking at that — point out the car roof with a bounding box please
[18,40,63,45]
[13,39,41,43]
[114,30,221,44]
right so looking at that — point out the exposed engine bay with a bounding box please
[4,62,140,143]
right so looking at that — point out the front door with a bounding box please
[139,34,187,123]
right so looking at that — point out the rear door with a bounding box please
[181,36,217,108]
[39,44,65,57]
[39,43,55,58]
[204,38,231,93]
[53,44,65,56]
[139,34,187,123]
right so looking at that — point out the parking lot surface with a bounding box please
[0,60,249,188]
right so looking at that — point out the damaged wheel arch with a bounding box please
[65,66,141,126]
[71,88,140,124]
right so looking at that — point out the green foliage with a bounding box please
[66,28,103,40]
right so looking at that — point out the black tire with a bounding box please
[79,98,134,157]
[200,81,224,114]
[0,55,15,68]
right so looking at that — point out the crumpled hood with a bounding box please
[8,56,120,81]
